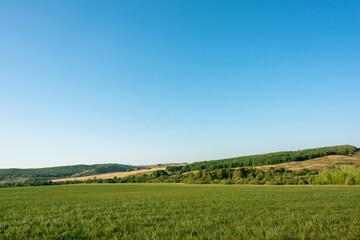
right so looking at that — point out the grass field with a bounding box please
[0,184,359,239]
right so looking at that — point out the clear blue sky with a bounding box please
[1,0,359,168]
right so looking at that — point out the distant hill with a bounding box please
[0,164,141,181]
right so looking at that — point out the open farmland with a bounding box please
[0,184,359,239]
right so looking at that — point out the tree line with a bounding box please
[1,166,359,188]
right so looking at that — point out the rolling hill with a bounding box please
[49,145,359,182]
[166,145,357,173]
[1,145,358,183]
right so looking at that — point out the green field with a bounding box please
[0,184,359,239]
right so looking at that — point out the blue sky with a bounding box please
[1,0,359,168]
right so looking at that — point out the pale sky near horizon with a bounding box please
[1,0,359,168]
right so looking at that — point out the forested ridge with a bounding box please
[167,145,357,173]
[0,164,140,181]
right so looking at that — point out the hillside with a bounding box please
[166,145,357,173]
[0,163,141,182]
[54,145,358,182]
[256,151,360,171]
[182,152,360,175]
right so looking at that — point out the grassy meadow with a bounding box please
[0,184,359,239]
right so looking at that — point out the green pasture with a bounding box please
[0,184,359,239]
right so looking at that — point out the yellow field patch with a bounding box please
[53,167,166,182]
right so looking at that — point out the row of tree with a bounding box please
[2,166,359,188]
